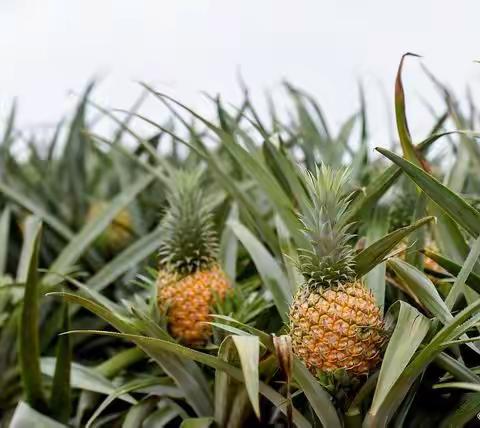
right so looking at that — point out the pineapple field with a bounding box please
[2,54,480,427]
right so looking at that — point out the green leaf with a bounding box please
[10,401,66,428]
[215,128,304,247]
[364,205,389,309]
[232,336,260,418]
[405,193,427,269]
[42,173,156,288]
[445,236,480,309]
[422,249,480,293]
[16,217,42,283]
[49,291,213,416]
[347,129,443,224]
[214,339,237,427]
[371,298,480,426]
[49,303,71,424]
[293,359,342,428]
[129,89,279,253]
[18,217,47,412]
[275,215,302,295]
[95,347,146,379]
[367,301,430,425]
[1,100,16,148]
[228,220,291,321]
[355,216,434,277]
[86,378,162,428]
[431,204,470,264]
[142,405,181,427]
[433,382,480,393]
[376,147,480,238]
[262,137,308,210]
[122,399,158,428]
[180,418,214,428]
[86,223,163,293]
[440,393,480,428]
[0,207,11,275]
[387,258,452,324]
[435,352,480,383]
[346,164,401,224]
[63,329,311,428]
[0,182,74,240]
[220,204,239,282]
[394,53,424,167]
[40,358,135,404]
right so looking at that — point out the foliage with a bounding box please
[2,55,480,427]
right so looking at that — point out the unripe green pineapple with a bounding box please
[156,170,230,346]
[289,166,385,376]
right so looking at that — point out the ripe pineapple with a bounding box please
[156,170,230,346]
[289,166,385,377]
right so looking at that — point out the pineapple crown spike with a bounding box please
[158,168,219,275]
[296,164,356,289]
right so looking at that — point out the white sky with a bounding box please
[1,1,479,147]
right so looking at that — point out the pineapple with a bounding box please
[156,170,230,346]
[86,201,133,251]
[289,166,385,377]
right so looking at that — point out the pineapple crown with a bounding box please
[296,165,356,289]
[158,169,219,275]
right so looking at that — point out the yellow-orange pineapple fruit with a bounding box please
[289,166,385,377]
[157,266,230,345]
[156,170,230,346]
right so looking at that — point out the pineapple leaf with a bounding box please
[62,330,312,428]
[43,172,156,289]
[363,205,390,310]
[387,258,452,324]
[10,402,66,428]
[0,207,11,275]
[377,147,480,238]
[18,217,47,413]
[422,249,480,292]
[366,301,430,427]
[354,216,434,277]
[40,358,135,403]
[49,291,213,416]
[394,53,424,168]
[228,220,291,321]
[49,302,71,424]
[232,336,260,418]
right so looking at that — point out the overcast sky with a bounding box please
[1,1,479,147]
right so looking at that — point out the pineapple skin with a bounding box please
[157,265,230,346]
[289,281,384,376]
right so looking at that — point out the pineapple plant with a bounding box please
[289,166,385,376]
[6,53,480,428]
[156,170,231,346]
